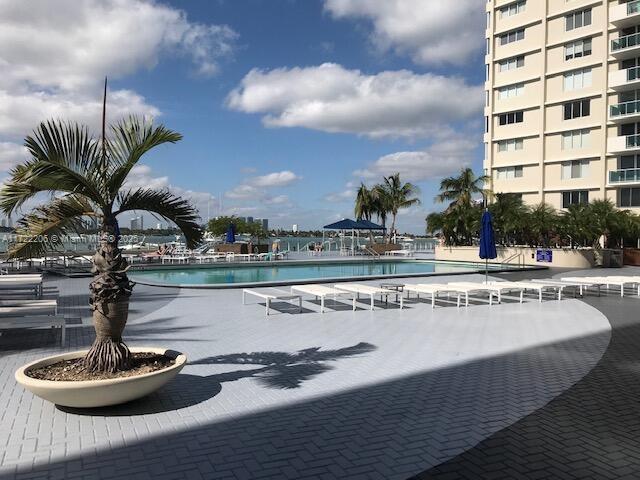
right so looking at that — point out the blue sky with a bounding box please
[0,0,485,233]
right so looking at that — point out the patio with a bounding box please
[0,268,633,479]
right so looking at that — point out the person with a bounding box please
[247,240,254,255]
[272,241,279,254]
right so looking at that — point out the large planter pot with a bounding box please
[15,347,186,408]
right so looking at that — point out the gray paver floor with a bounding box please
[0,270,616,479]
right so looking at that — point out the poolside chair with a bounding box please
[242,288,302,316]
[333,283,403,310]
[561,276,640,297]
[445,282,502,306]
[404,283,466,308]
[0,275,44,298]
[290,284,355,313]
[447,281,524,304]
[488,280,570,302]
[0,299,64,346]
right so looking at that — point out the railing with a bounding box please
[364,246,380,258]
[500,252,524,269]
[612,32,640,51]
[629,0,640,15]
[626,134,640,148]
[609,168,640,184]
[610,100,640,118]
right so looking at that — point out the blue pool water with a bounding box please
[131,260,503,286]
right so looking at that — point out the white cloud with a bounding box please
[226,63,482,139]
[0,142,28,172]
[0,0,237,92]
[324,0,484,66]
[354,136,478,182]
[249,171,301,187]
[226,170,301,200]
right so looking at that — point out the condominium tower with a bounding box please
[484,0,640,210]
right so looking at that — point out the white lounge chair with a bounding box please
[0,275,44,298]
[404,283,467,308]
[448,281,524,304]
[529,278,600,297]
[333,283,404,310]
[0,299,57,316]
[445,282,502,306]
[0,315,65,346]
[561,276,640,297]
[489,280,569,302]
[290,284,355,313]
[242,288,302,315]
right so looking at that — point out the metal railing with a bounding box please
[629,0,640,15]
[500,252,524,269]
[612,32,640,51]
[610,100,640,118]
[609,168,640,184]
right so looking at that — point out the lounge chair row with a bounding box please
[242,275,640,315]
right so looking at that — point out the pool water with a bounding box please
[131,260,504,286]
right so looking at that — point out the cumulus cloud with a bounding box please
[0,142,28,172]
[324,0,484,66]
[226,63,483,139]
[249,171,301,188]
[354,136,478,182]
[323,181,357,203]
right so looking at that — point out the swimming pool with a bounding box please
[131,259,512,288]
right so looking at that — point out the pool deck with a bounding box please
[1,268,640,478]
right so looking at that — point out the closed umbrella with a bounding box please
[225,223,236,243]
[479,210,497,283]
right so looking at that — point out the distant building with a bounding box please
[156,222,163,230]
[130,216,144,231]
[262,218,269,231]
[247,216,254,224]
[292,224,298,233]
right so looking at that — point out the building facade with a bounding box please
[484,0,640,210]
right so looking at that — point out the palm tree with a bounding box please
[373,173,421,243]
[354,183,374,222]
[435,167,491,207]
[0,89,202,373]
[526,203,557,247]
[488,193,528,245]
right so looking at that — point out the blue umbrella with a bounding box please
[225,223,236,243]
[479,210,497,282]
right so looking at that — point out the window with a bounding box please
[562,190,589,208]
[620,187,640,207]
[561,160,589,179]
[486,63,490,80]
[500,1,526,18]
[562,129,590,149]
[620,155,640,169]
[500,28,525,46]
[485,116,489,133]
[563,68,592,91]
[499,111,524,125]
[496,166,524,179]
[486,38,490,55]
[497,138,524,152]
[565,9,591,31]
[499,55,525,71]
[565,38,592,61]
[563,99,590,120]
[498,83,524,99]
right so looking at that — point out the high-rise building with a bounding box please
[484,1,640,210]
[262,218,269,231]
[247,216,254,224]
[292,224,298,233]
[130,216,144,231]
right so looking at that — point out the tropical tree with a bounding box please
[373,173,421,243]
[525,203,558,247]
[488,193,528,245]
[435,167,491,207]
[354,183,374,222]
[0,90,203,373]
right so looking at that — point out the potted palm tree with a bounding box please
[6,86,203,407]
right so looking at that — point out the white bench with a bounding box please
[291,284,355,313]
[0,315,66,346]
[333,283,404,310]
[242,288,302,315]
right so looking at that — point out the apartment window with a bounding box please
[486,63,490,80]
[496,166,524,179]
[620,155,640,169]
[486,12,491,29]
[563,99,590,120]
[562,190,589,208]
[500,1,526,18]
[500,28,525,46]
[565,9,591,32]
[497,138,523,152]
[498,83,524,99]
[485,116,489,133]
[486,38,490,55]
[564,38,592,61]
[562,129,590,149]
[563,68,592,91]
[499,55,525,71]
[620,187,640,207]
[561,160,589,179]
[499,111,524,125]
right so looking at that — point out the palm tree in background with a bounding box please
[489,193,528,245]
[435,167,491,207]
[0,82,203,373]
[373,173,421,243]
[354,183,374,222]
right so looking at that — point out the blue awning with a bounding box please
[323,219,386,230]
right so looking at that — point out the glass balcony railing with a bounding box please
[629,0,640,15]
[627,134,640,148]
[611,100,640,118]
[612,32,640,51]
[628,66,640,81]
[610,168,640,184]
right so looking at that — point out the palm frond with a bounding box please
[116,188,203,248]
[107,117,182,200]
[7,195,95,259]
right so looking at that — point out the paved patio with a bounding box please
[0,268,636,479]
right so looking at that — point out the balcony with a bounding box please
[611,0,640,28]
[608,134,640,154]
[609,66,640,91]
[610,100,640,123]
[611,32,640,59]
[609,168,640,185]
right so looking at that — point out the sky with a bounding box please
[0,0,486,233]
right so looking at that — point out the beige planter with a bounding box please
[15,347,186,408]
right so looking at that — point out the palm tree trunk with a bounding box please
[390,214,397,244]
[84,217,134,373]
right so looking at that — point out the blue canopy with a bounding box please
[323,218,385,230]
[479,211,497,260]
[225,223,236,243]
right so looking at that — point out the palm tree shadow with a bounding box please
[60,342,376,416]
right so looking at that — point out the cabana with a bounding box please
[322,219,386,255]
